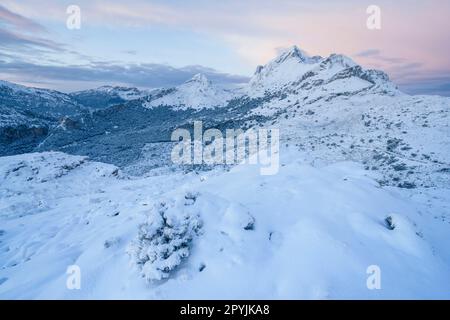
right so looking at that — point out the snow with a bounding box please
[74,85,152,101]
[144,74,235,110]
[0,80,37,94]
[0,80,76,105]
[248,46,320,96]
[262,91,450,189]
[0,150,449,299]
[0,107,42,128]
[127,195,203,281]
[246,46,397,100]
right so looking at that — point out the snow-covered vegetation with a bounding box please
[127,195,203,282]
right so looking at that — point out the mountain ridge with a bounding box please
[0,45,449,188]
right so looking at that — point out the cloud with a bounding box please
[398,74,450,96]
[0,28,64,52]
[354,49,406,64]
[122,50,137,55]
[355,49,380,58]
[0,4,65,56]
[351,50,450,95]
[0,3,249,92]
[0,0,342,65]
[1,1,450,96]
[0,4,46,33]
[0,60,250,92]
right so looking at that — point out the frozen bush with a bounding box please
[385,215,396,230]
[128,195,202,282]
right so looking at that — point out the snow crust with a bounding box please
[144,74,234,110]
[0,150,449,299]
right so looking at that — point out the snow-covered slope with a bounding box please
[268,92,450,188]
[0,80,85,118]
[0,150,449,299]
[70,86,153,109]
[0,81,89,156]
[144,74,235,110]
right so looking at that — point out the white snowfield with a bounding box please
[144,74,235,110]
[73,85,153,101]
[0,151,449,299]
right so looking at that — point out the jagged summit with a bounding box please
[320,53,357,70]
[274,45,310,63]
[252,46,312,76]
[274,46,317,62]
[179,73,215,93]
[270,45,324,66]
[248,45,320,94]
[248,45,395,97]
[186,73,211,86]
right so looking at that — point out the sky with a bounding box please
[0,0,449,95]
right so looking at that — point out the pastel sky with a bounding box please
[1,0,449,95]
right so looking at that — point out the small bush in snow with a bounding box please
[104,237,120,249]
[128,196,202,282]
[385,215,396,230]
[243,213,255,230]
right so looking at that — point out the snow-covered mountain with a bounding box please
[70,85,153,109]
[143,73,235,110]
[247,45,396,98]
[248,46,323,95]
[0,80,89,156]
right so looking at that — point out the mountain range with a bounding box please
[1,45,450,299]
[1,45,448,187]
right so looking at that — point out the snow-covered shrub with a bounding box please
[385,215,396,230]
[128,194,203,282]
[104,237,121,249]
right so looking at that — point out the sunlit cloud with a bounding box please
[0,4,46,33]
